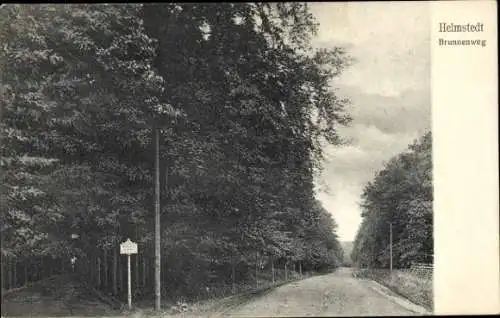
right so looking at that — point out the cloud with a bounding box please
[309,2,431,241]
[317,86,430,240]
[340,86,431,136]
[324,85,431,183]
[310,2,430,97]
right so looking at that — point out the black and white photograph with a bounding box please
[1,1,496,317]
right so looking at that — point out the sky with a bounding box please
[309,2,431,241]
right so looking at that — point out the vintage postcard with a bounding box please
[1,1,498,317]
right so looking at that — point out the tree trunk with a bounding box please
[232,261,236,294]
[49,258,54,277]
[1,255,4,295]
[7,257,12,290]
[24,260,28,286]
[135,254,139,291]
[103,249,108,291]
[271,257,275,284]
[13,259,17,288]
[118,253,123,294]
[299,262,302,276]
[285,262,288,281]
[255,252,258,289]
[0,224,3,305]
[89,255,95,285]
[135,227,139,291]
[141,255,144,288]
[112,248,118,296]
[161,252,166,286]
[97,256,101,288]
[142,255,146,287]
[34,259,39,281]
[40,256,44,281]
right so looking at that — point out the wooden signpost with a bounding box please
[120,238,138,310]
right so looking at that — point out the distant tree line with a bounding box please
[351,132,433,269]
[1,4,349,299]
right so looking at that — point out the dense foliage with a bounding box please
[1,3,349,298]
[340,241,354,267]
[351,132,433,268]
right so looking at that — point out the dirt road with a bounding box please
[1,270,430,317]
[224,268,430,317]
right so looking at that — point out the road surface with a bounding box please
[223,268,429,317]
[1,269,430,317]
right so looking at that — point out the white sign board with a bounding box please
[120,238,138,255]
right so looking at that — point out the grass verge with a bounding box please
[354,268,433,311]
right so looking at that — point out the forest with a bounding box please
[0,4,349,301]
[351,132,433,269]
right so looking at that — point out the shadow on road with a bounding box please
[1,275,119,317]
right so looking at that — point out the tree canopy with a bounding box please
[1,3,350,296]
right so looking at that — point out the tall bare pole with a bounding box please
[389,222,393,273]
[127,254,132,310]
[154,128,161,311]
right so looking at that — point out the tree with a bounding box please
[1,3,349,299]
[1,3,174,258]
[351,132,433,268]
